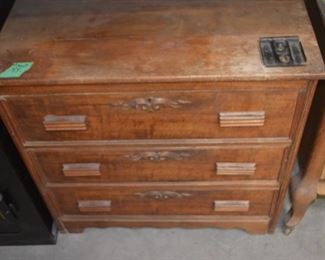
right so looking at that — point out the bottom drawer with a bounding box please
[50,185,276,216]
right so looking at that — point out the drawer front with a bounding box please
[30,145,286,183]
[50,186,275,216]
[5,89,298,142]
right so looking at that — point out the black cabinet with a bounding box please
[0,120,57,245]
[0,0,56,245]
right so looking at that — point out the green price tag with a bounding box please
[0,62,34,79]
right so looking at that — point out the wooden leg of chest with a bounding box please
[284,83,325,234]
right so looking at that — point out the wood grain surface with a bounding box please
[0,0,324,86]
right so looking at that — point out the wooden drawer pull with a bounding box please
[78,200,111,213]
[214,200,250,212]
[216,163,256,176]
[43,115,87,131]
[63,163,101,177]
[219,111,265,127]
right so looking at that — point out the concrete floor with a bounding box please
[0,199,324,260]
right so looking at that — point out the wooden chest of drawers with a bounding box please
[0,0,324,234]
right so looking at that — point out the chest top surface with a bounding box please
[0,0,324,86]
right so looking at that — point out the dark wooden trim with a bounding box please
[22,138,292,148]
[46,180,280,190]
[0,81,307,96]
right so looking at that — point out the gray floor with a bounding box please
[0,199,324,260]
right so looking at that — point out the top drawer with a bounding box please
[3,88,299,143]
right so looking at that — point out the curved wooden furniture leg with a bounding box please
[284,84,325,234]
[284,171,320,234]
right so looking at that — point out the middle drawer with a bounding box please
[29,144,287,183]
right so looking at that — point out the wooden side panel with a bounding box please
[271,81,318,233]
[284,81,325,232]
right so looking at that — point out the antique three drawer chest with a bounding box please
[0,0,324,234]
